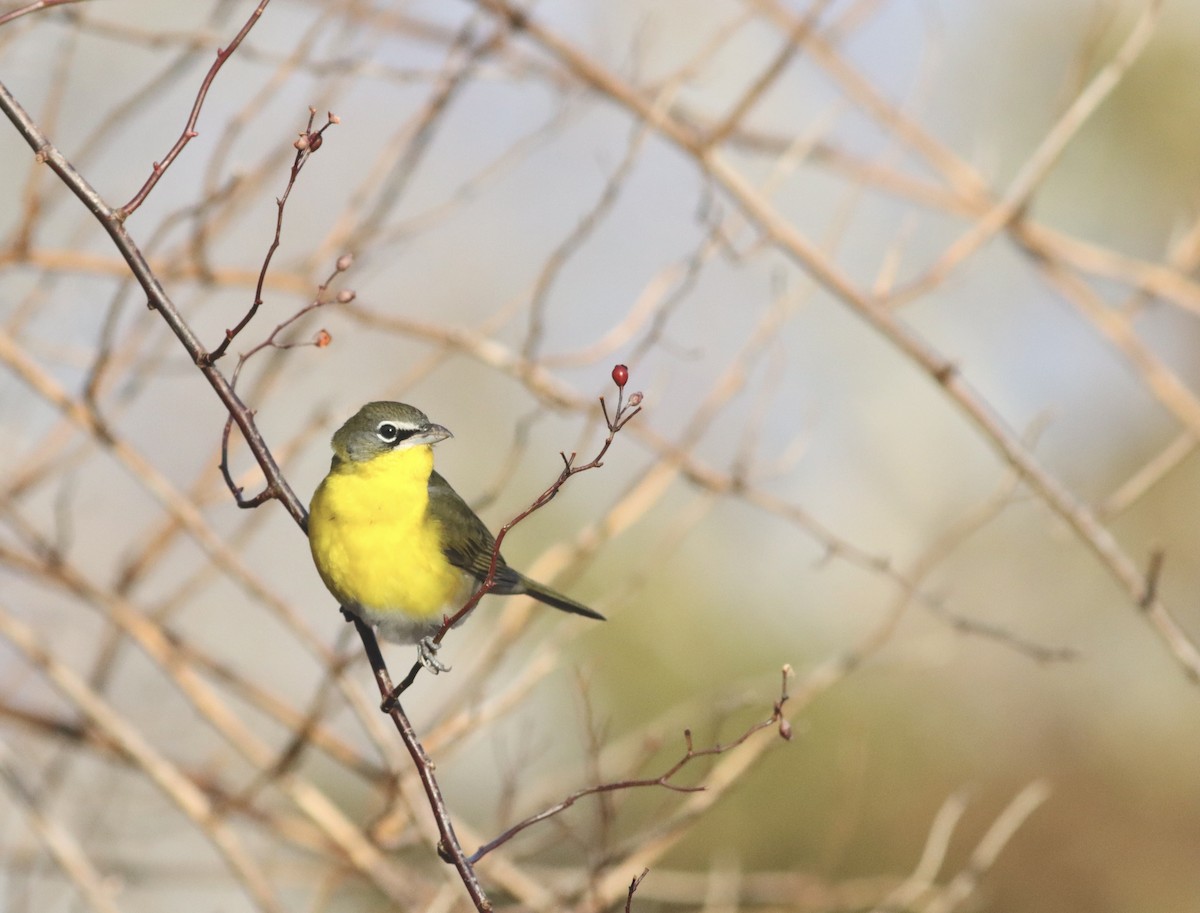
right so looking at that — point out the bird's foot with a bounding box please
[418,636,450,674]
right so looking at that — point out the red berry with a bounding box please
[611,364,629,387]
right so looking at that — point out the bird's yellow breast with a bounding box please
[307,445,467,622]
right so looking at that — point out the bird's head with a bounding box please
[330,401,452,463]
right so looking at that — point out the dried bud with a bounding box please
[314,329,332,348]
[779,719,793,741]
[612,364,629,387]
[293,135,309,151]
[307,132,323,152]
[627,391,643,407]
[329,113,341,125]
[336,289,356,304]
[336,253,354,271]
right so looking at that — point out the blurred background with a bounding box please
[2,0,1199,910]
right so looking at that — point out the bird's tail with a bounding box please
[518,574,605,620]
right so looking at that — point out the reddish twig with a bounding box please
[347,615,493,912]
[219,254,354,509]
[117,0,272,220]
[0,0,86,28]
[205,109,339,365]
[385,365,642,701]
[467,666,792,863]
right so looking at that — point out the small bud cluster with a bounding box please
[294,111,339,152]
[602,363,643,433]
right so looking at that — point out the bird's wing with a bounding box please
[427,470,524,593]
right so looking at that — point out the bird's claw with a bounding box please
[418,636,450,674]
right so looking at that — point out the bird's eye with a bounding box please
[376,420,417,446]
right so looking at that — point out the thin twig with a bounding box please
[469,666,791,863]
[117,0,273,219]
[467,0,1200,685]
[0,0,85,28]
[220,253,352,507]
[624,868,650,913]
[206,108,340,364]
[348,616,493,912]
[0,600,286,913]
[0,80,308,528]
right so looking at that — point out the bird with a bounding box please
[307,401,604,670]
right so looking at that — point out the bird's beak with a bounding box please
[414,422,452,446]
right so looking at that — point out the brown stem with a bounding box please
[117,0,273,220]
[0,79,306,529]
[0,0,86,28]
[469,667,791,862]
[348,616,492,911]
[206,110,339,364]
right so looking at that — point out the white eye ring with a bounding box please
[376,422,400,442]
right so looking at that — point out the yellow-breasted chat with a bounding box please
[308,402,603,669]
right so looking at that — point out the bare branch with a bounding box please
[117,0,273,219]
[0,0,86,28]
[468,666,791,863]
[205,109,340,365]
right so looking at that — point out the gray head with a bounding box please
[330,401,452,463]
